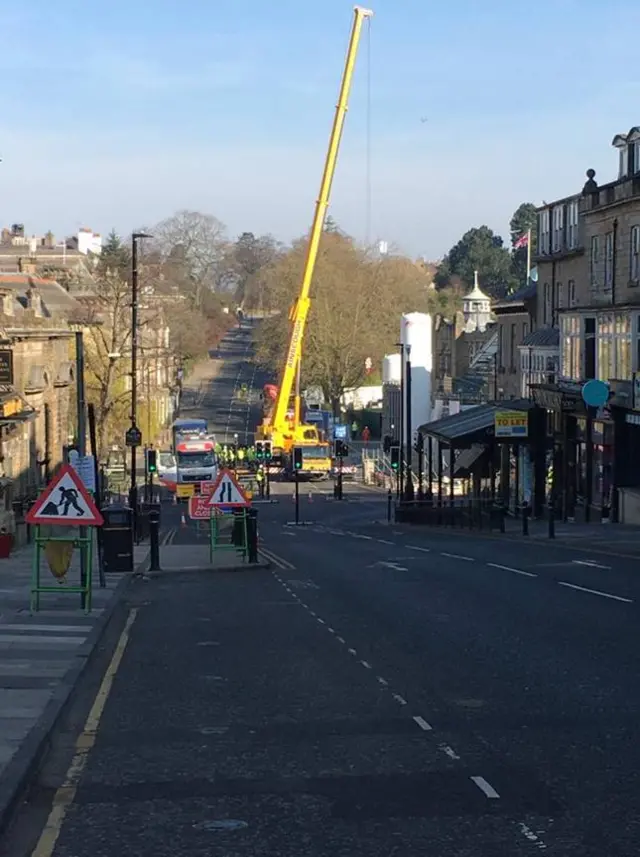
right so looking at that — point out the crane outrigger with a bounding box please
[256,5,373,476]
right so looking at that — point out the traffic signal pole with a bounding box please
[295,469,300,525]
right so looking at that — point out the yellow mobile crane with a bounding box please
[256,5,373,477]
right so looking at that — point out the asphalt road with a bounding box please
[6,328,640,855]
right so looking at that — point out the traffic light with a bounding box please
[334,439,348,458]
[147,448,157,473]
[293,447,303,470]
[390,445,400,471]
[255,441,264,460]
[264,440,272,460]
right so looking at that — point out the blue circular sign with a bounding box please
[581,379,609,408]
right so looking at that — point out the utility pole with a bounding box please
[75,331,88,607]
[128,231,152,539]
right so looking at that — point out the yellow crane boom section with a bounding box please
[266,6,373,441]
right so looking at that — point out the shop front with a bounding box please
[531,380,617,522]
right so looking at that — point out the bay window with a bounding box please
[560,315,581,380]
[597,313,614,381]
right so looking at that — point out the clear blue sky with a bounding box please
[1,0,638,258]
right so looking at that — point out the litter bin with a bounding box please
[101,502,134,572]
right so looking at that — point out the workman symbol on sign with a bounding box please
[41,485,85,517]
[218,481,233,503]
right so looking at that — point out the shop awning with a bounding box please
[0,386,37,423]
[418,400,534,447]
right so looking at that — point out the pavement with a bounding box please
[4,323,640,854]
[393,505,640,558]
[0,538,150,837]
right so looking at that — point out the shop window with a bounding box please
[584,317,596,380]
[614,313,631,380]
[597,313,614,381]
[561,314,581,379]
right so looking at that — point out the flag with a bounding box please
[514,231,529,250]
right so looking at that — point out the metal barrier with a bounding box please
[395,497,506,532]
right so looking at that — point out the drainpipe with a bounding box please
[611,217,618,307]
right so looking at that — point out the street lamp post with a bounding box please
[129,232,152,535]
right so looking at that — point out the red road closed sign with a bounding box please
[188,495,212,519]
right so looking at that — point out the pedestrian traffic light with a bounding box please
[390,445,400,471]
[256,441,264,460]
[293,447,303,470]
[147,448,157,473]
[264,440,272,460]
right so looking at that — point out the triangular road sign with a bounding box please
[208,468,249,508]
[26,464,104,526]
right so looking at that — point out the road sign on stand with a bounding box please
[200,481,215,496]
[26,464,103,526]
[189,495,213,519]
[208,468,249,510]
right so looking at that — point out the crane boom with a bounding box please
[266,6,373,442]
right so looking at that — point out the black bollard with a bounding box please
[522,502,529,536]
[387,489,392,522]
[247,508,258,563]
[548,500,555,539]
[148,506,161,571]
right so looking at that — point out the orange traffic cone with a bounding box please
[172,493,177,505]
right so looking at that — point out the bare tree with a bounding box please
[150,210,229,309]
[254,231,455,412]
[82,271,168,457]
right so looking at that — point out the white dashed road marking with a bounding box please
[441,552,474,562]
[406,545,430,553]
[471,776,500,799]
[268,547,551,852]
[558,581,632,603]
[572,559,611,569]
[487,562,537,578]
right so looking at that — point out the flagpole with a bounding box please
[526,228,532,282]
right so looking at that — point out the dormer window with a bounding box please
[634,139,640,175]
[620,146,629,178]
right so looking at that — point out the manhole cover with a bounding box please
[193,819,248,831]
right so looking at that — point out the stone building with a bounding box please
[0,274,81,534]
[529,125,640,522]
